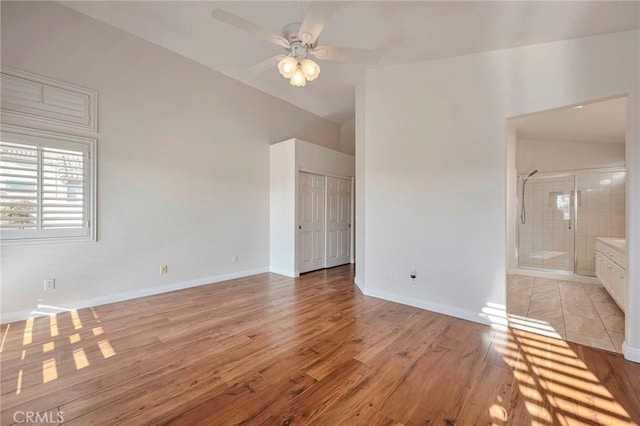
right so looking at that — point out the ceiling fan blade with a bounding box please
[298,2,338,45]
[311,45,381,65]
[240,55,285,79]
[211,9,289,49]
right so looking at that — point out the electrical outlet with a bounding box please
[232,255,239,264]
[409,269,417,282]
[160,265,168,274]
[44,279,55,290]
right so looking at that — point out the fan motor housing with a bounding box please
[281,22,302,42]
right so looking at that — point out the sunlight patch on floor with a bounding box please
[71,310,83,330]
[98,340,116,359]
[42,358,58,383]
[50,314,59,337]
[494,328,633,424]
[22,318,33,346]
[73,348,90,370]
[8,307,118,394]
[15,369,23,394]
[43,341,55,353]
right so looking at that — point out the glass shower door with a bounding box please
[575,171,626,276]
[518,175,575,272]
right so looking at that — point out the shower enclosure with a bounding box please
[517,168,626,276]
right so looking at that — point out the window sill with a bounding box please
[0,235,97,246]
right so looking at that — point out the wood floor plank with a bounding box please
[305,318,404,381]
[376,318,491,424]
[169,371,317,425]
[63,390,156,426]
[574,343,640,424]
[309,403,400,426]
[455,363,514,425]
[1,265,639,425]
[264,358,372,425]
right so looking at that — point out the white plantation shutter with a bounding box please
[0,127,95,242]
[0,141,39,229]
[42,145,86,229]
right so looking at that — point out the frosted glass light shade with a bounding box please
[300,59,320,81]
[290,68,306,87]
[278,56,298,78]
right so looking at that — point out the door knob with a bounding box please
[298,225,301,229]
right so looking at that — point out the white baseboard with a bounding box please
[0,267,270,324]
[354,276,364,293]
[362,287,492,327]
[622,342,640,363]
[269,267,299,277]
[508,268,600,284]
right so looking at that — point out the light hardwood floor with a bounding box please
[1,265,640,425]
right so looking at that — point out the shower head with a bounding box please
[528,169,538,178]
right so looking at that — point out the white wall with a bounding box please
[296,139,355,178]
[517,139,625,173]
[340,118,356,156]
[361,30,640,361]
[506,127,518,271]
[269,139,354,277]
[0,1,340,321]
[269,140,297,276]
[354,80,366,291]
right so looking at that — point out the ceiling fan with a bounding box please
[211,3,381,87]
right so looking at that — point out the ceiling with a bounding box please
[60,1,639,124]
[509,97,627,143]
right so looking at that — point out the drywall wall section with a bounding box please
[296,139,355,178]
[355,80,366,292]
[269,139,354,277]
[269,140,297,276]
[0,1,340,322]
[517,139,625,172]
[340,118,356,156]
[506,127,518,271]
[362,30,640,361]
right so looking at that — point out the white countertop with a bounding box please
[596,237,626,253]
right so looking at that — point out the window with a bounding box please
[0,126,96,243]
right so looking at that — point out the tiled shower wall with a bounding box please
[518,171,625,276]
[576,171,626,275]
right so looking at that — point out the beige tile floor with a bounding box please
[507,275,625,353]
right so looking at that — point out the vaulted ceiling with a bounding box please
[61,1,640,124]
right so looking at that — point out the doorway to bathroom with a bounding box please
[506,96,627,353]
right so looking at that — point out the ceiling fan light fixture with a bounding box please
[300,58,320,81]
[212,7,381,89]
[278,56,298,78]
[290,67,307,87]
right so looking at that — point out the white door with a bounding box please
[325,176,351,268]
[298,172,325,273]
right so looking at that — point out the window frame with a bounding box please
[1,125,96,244]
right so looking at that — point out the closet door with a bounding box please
[298,172,325,273]
[326,177,351,268]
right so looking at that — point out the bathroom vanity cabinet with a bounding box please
[595,238,626,313]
